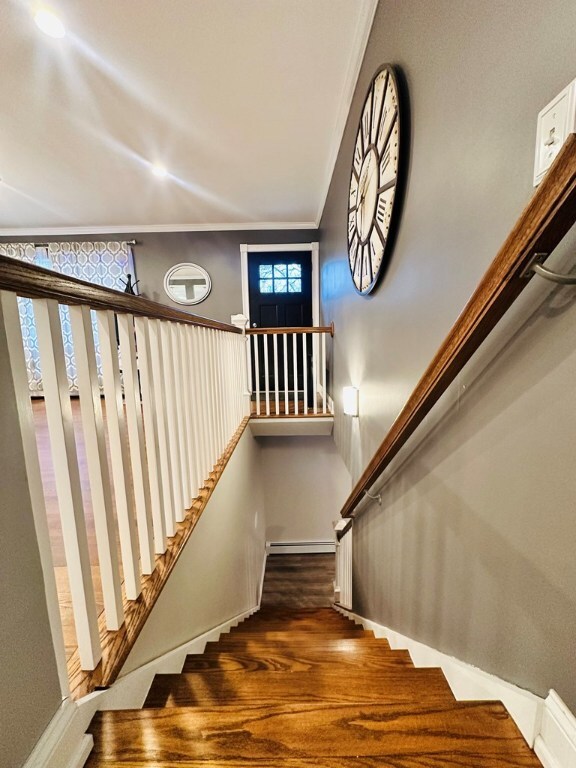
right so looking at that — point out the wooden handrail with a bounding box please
[0,254,240,333]
[247,323,334,336]
[340,134,576,519]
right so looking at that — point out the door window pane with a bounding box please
[288,264,301,277]
[258,263,302,294]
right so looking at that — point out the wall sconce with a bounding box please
[343,386,359,417]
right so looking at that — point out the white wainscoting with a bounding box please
[267,540,335,554]
[535,691,576,768]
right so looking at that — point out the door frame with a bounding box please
[239,242,319,328]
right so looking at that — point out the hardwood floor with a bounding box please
[86,607,542,767]
[260,553,335,608]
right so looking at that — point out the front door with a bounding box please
[248,251,312,329]
[248,251,313,404]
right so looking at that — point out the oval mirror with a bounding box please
[164,262,211,305]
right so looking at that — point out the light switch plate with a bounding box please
[534,79,576,186]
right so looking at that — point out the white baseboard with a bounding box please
[334,606,543,747]
[24,601,263,768]
[98,605,259,710]
[535,691,576,768]
[268,540,335,554]
[23,699,93,768]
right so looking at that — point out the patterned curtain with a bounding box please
[3,241,134,393]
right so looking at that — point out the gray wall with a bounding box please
[0,314,62,767]
[0,229,316,325]
[319,0,576,707]
[258,436,351,544]
[122,428,266,674]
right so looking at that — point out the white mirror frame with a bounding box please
[163,262,212,306]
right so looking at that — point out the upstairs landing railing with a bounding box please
[0,256,248,698]
[338,135,576,522]
[247,324,334,417]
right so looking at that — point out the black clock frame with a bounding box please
[347,63,409,296]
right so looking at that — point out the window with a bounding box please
[259,263,302,294]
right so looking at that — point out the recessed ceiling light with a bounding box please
[34,8,66,39]
[151,163,168,178]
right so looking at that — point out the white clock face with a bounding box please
[347,65,402,294]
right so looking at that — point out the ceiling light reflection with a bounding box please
[151,163,168,178]
[34,8,66,38]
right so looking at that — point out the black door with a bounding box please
[248,251,312,328]
[248,251,313,405]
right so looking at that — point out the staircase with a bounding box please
[86,607,542,766]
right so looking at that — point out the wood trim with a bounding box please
[340,134,576,518]
[0,255,240,332]
[250,412,334,420]
[247,324,334,336]
[67,417,250,700]
[336,519,353,541]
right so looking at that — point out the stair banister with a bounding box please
[339,134,576,519]
[0,255,249,699]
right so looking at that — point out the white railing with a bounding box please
[334,519,353,609]
[0,255,248,685]
[246,325,333,417]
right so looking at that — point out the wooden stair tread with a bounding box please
[143,668,455,707]
[215,629,373,642]
[230,622,361,632]
[87,759,540,768]
[207,635,390,648]
[88,701,541,765]
[183,647,413,672]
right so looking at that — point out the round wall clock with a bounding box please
[347,64,404,295]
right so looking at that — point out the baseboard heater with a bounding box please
[267,540,335,554]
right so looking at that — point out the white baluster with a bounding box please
[34,298,102,670]
[160,322,184,521]
[214,331,225,455]
[302,332,308,415]
[202,328,217,469]
[96,309,141,600]
[273,333,279,415]
[253,334,261,416]
[292,332,298,416]
[322,331,327,414]
[312,332,318,415]
[117,313,155,574]
[178,324,196,505]
[69,305,124,627]
[146,318,176,538]
[170,323,190,511]
[263,333,270,416]
[189,326,208,487]
[133,316,166,554]
[283,333,289,415]
[1,291,69,691]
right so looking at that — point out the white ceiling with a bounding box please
[0,0,376,235]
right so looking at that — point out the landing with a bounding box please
[260,553,335,609]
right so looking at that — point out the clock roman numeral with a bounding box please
[362,88,373,148]
[348,210,356,243]
[376,195,388,226]
[354,144,362,170]
[371,71,388,145]
[349,235,359,270]
[380,145,391,176]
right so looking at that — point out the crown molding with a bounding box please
[0,222,318,238]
